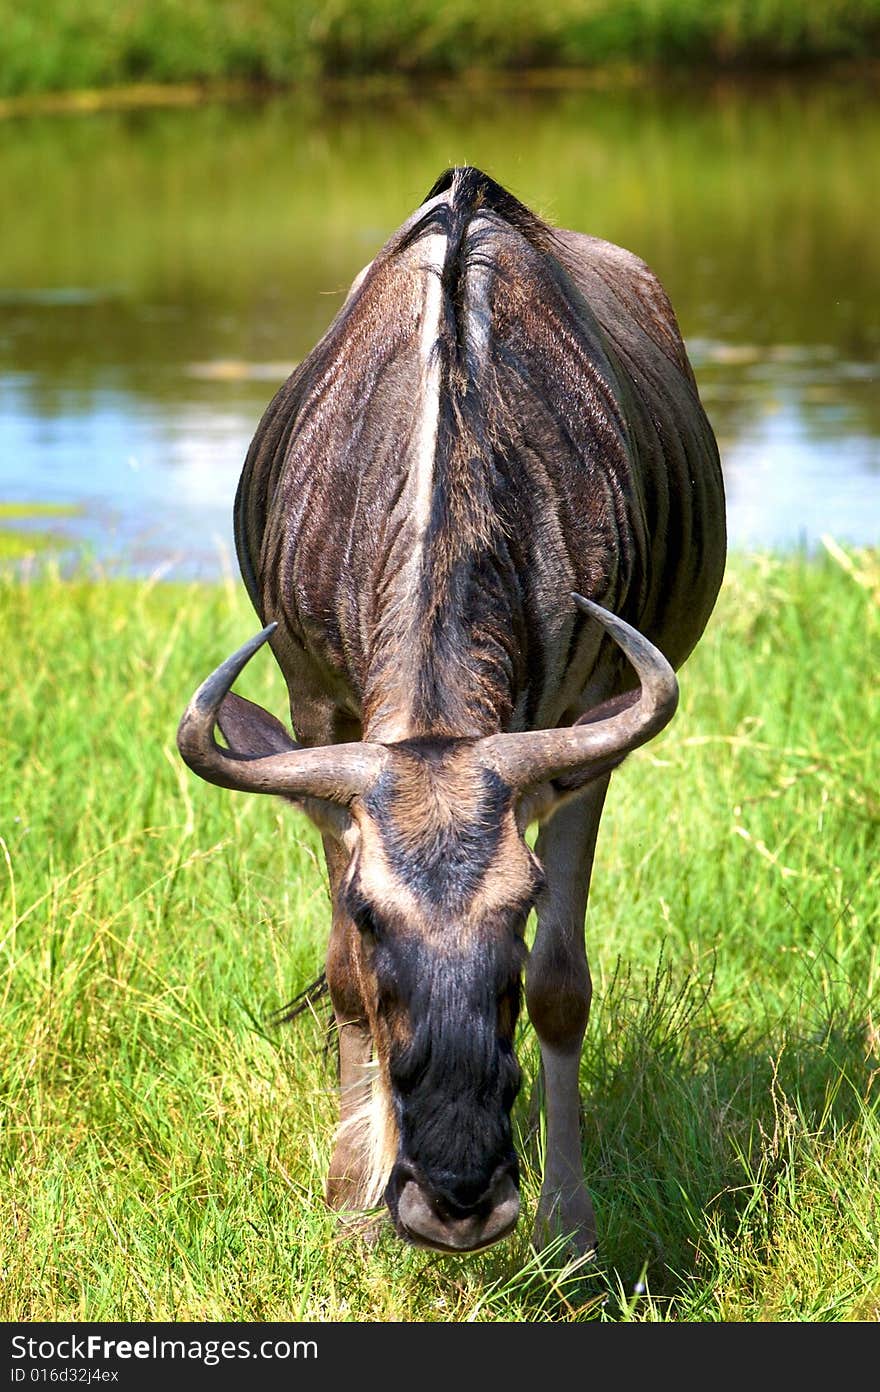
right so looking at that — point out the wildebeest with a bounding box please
[177,166,726,1257]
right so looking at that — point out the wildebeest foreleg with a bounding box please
[322,835,377,1220]
[526,775,610,1260]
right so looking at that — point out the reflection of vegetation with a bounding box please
[0,549,877,1318]
[2,81,877,347]
[1,0,879,98]
[1,80,878,456]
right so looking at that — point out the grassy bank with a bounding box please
[1,547,878,1321]
[1,1,879,101]
[0,504,82,561]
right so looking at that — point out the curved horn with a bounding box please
[479,594,678,793]
[176,623,386,803]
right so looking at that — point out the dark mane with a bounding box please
[420,166,553,247]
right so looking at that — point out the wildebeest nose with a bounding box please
[390,1163,520,1253]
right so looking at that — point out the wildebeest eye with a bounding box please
[342,878,384,940]
[353,904,382,940]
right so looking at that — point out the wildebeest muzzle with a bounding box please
[386,1157,520,1253]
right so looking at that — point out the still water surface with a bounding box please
[0,77,877,577]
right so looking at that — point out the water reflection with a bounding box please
[0,77,877,575]
[690,339,879,550]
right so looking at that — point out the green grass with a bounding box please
[1,0,879,101]
[0,503,80,518]
[0,503,82,561]
[1,545,878,1321]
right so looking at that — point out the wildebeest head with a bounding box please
[343,738,542,1250]
[177,596,677,1251]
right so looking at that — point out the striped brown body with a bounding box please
[235,169,723,743]
[179,167,726,1255]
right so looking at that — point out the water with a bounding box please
[0,76,877,577]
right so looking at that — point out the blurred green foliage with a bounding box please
[1,0,878,99]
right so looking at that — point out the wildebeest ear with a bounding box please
[216,691,352,840]
[514,690,639,826]
[518,761,623,829]
[217,692,298,756]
